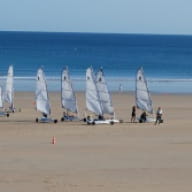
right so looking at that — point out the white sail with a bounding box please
[136,67,153,114]
[96,69,114,115]
[86,67,102,115]
[0,86,3,108]
[36,68,51,115]
[4,65,14,108]
[61,68,77,113]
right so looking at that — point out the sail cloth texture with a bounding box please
[136,67,153,114]
[86,67,102,116]
[96,69,114,115]
[36,68,51,115]
[0,86,3,108]
[61,68,77,113]
[4,65,14,108]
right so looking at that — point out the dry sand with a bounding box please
[0,92,192,192]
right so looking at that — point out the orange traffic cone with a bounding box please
[51,136,56,144]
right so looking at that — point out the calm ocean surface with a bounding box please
[0,31,192,93]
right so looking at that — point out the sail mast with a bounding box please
[4,65,14,109]
[135,67,153,114]
[0,86,3,108]
[61,67,78,114]
[36,68,51,115]
[96,68,114,115]
[86,67,102,116]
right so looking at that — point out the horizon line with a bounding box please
[0,30,192,37]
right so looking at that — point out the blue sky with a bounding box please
[0,0,191,34]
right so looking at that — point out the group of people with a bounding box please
[131,106,163,125]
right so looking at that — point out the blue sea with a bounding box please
[0,31,192,93]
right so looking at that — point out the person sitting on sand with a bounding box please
[42,113,47,118]
[131,106,136,123]
[139,111,147,123]
[98,115,104,120]
[155,107,163,125]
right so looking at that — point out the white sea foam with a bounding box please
[1,76,192,93]
[1,76,192,82]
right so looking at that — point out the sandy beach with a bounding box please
[0,92,192,191]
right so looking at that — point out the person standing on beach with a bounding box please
[118,83,123,92]
[155,107,163,125]
[131,106,136,122]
